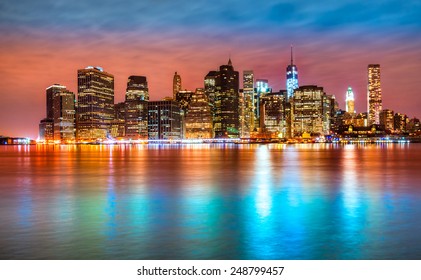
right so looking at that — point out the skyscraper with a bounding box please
[345,86,355,114]
[260,91,287,137]
[286,46,299,100]
[111,102,126,138]
[380,109,394,131]
[148,100,182,140]
[52,85,75,142]
[175,90,194,116]
[255,79,270,127]
[204,71,218,130]
[292,85,330,136]
[184,88,213,139]
[77,66,114,141]
[39,84,74,142]
[125,76,149,139]
[173,72,182,99]
[126,75,149,101]
[213,58,240,138]
[241,70,254,137]
[367,64,382,125]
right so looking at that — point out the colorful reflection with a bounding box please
[1,144,421,259]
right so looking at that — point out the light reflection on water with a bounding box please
[1,144,421,259]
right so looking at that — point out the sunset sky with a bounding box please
[1,0,421,138]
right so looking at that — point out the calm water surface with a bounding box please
[1,144,421,259]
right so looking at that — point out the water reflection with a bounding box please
[1,144,421,259]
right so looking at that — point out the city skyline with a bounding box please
[1,0,421,138]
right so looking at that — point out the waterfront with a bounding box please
[1,143,421,259]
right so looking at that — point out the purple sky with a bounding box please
[1,0,420,138]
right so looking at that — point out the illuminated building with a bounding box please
[76,66,114,141]
[345,87,355,114]
[379,109,394,132]
[292,85,330,136]
[208,59,240,138]
[240,70,254,137]
[175,90,194,115]
[204,71,218,131]
[407,118,420,134]
[173,72,182,99]
[184,88,213,138]
[367,64,382,125]
[125,76,148,139]
[39,118,53,142]
[394,113,408,133]
[259,91,287,138]
[204,71,217,106]
[254,79,270,129]
[39,84,75,142]
[286,46,299,100]
[52,85,75,142]
[110,102,126,138]
[148,100,182,139]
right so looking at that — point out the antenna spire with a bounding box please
[290,44,294,66]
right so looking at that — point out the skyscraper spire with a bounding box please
[286,45,299,100]
[290,44,293,66]
[228,56,232,66]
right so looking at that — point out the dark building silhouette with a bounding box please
[208,59,240,138]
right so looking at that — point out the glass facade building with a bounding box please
[148,100,182,140]
[125,76,149,139]
[184,88,213,139]
[77,66,114,141]
[367,64,382,125]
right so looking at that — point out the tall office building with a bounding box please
[148,100,182,139]
[254,79,270,129]
[52,85,75,142]
[125,76,149,139]
[126,75,149,101]
[46,84,65,119]
[204,71,218,106]
[292,85,330,136]
[173,72,182,99]
[260,91,287,137]
[367,64,382,125]
[213,58,240,138]
[345,87,355,114]
[39,84,75,142]
[175,90,194,115]
[184,88,213,139]
[241,70,255,137]
[394,113,408,133]
[380,109,394,131]
[77,66,114,141]
[204,71,218,130]
[286,46,299,100]
[111,102,126,138]
[39,119,53,142]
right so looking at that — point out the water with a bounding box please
[1,143,421,259]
